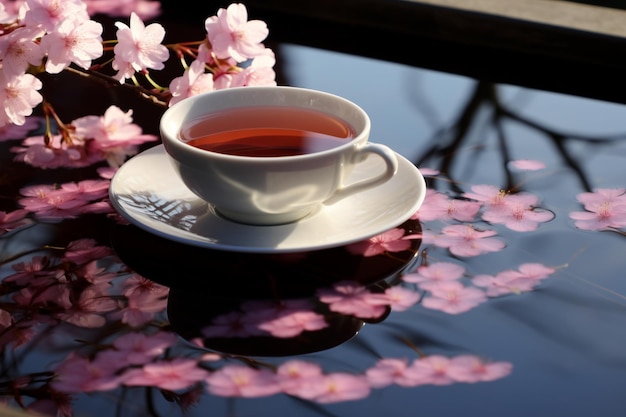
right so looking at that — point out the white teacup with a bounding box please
[160,86,398,225]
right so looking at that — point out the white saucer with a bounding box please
[109,145,426,253]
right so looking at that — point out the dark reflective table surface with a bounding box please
[2,2,626,417]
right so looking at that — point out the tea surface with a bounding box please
[180,106,356,157]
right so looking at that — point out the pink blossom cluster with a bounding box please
[418,184,554,233]
[201,299,328,339]
[0,237,173,413]
[0,238,168,347]
[401,261,556,314]
[168,3,276,106]
[317,280,420,319]
[397,185,554,258]
[204,354,511,402]
[17,179,113,220]
[1,1,276,170]
[569,188,626,231]
[0,236,513,412]
[50,350,512,407]
[11,106,158,168]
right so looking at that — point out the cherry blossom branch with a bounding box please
[63,66,170,107]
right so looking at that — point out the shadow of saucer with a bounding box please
[110,219,421,355]
[109,219,422,299]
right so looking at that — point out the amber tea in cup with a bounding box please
[180,106,357,157]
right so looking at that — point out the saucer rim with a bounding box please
[109,145,425,253]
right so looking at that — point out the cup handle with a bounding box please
[324,143,398,205]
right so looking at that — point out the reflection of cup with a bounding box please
[160,86,398,225]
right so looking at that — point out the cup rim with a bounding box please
[160,86,371,163]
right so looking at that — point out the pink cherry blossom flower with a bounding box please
[404,355,456,386]
[482,193,554,231]
[403,262,466,286]
[0,26,44,78]
[39,15,103,73]
[377,286,421,311]
[427,224,506,257]
[12,134,88,168]
[205,364,282,398]
[577,188,626,208]
[72,105,158,166]
[110,289,168,327]
[18,183,89,220]
[113,12,168,81]
[447,355,513,382]
[509,159,546,171]
[420,281,487,314]
[229,298,329,338]
[0,209,30,236]
[569,188,626,231]
[18,180,111,220]
[0,70,43,127]
[346,227,412,257]
[295,372,371,403]
[317,281,388,319]
[255,309,328,338]
[0,1,19,23]
[229,49,277,87]
[3,255,55,285]
[23,0,89,31]
[366,357,417,388]
[123,358,210,391]
[472,262,555,297]
[462,184,509,209]
[75,260,118,285]
[51,353,124,393]
[276,360,324,395]
[415,189,482,222]
[121,275,169,299]
[55,286,118,328]
[204,3,269,62]
[58,179,110,201]
[472,271,538,297]
[517,262,556,279]
[168,60,215,107]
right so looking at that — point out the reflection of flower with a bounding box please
[346,227,412,257]
[201,299,328,339]
[317,281,388,319]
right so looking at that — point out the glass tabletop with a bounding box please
[1,2,625,417]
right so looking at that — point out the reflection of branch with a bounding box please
[416,82,495,194]
[415,80,626,194]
